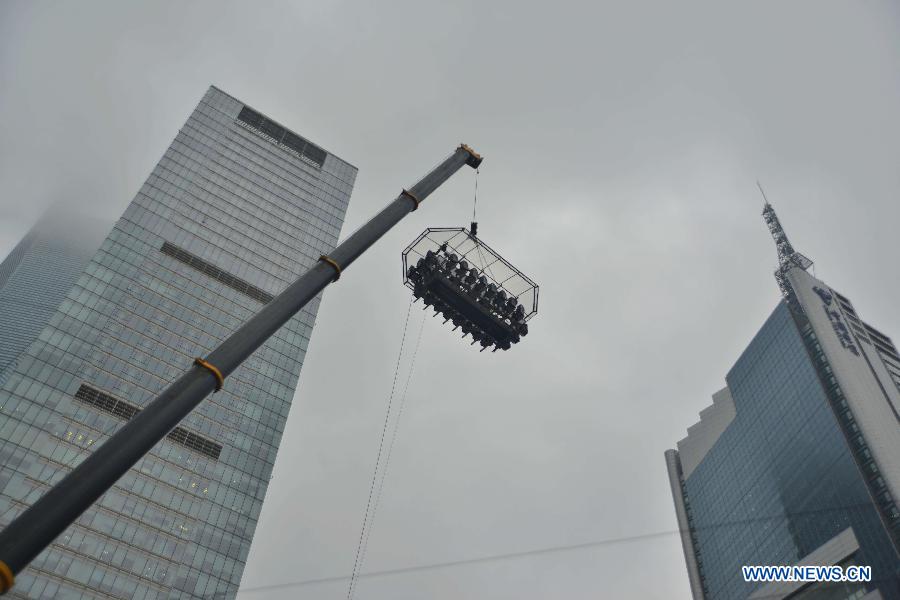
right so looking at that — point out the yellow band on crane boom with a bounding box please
[319,255,342,280]
[401,188,421,211]
[0,559,15,593]
[194,358,224,392]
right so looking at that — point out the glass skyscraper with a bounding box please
[666,203,900,599]
[0,86,356,599]
[0,210,110,387]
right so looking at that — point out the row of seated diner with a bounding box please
[406,246,528,351]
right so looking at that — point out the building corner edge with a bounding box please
[665,449,706,599]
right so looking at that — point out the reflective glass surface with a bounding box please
[683,302,900,599]
[0,87,355,599]
[0,215,107,386]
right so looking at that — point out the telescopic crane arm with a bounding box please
[0,144,483,594]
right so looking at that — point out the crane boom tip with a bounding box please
[458,143,483,168]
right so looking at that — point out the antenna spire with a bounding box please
[756,180,769,206]
[759,184,813,311]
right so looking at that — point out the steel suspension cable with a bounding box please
[353,309,426,598]
[471,167,479,224]
[347,296,414,599]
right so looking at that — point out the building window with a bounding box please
[160,242,274,305]
[236,106,327,168]
[73,384,223,461]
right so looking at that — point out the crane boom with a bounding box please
[0,144,482,593]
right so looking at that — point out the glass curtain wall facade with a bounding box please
[666,204,900,599]
[0,211,109,386]
[669,302,899,599]
[0,86,356,599]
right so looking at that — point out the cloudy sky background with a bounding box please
[2,1,900,598]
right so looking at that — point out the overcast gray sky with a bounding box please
[2,1,900,598]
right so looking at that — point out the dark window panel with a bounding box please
[302,145,327,167]
[73,384,223,461]
[160,242,273,304]
[235,105,325,168]
[236,106,262,128]
[258,118,284,142]
[281,131,306,156]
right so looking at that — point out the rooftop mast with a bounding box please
[759,182,813,312]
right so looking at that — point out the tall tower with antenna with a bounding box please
[666,194,900,599]
[759,183,813,313]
